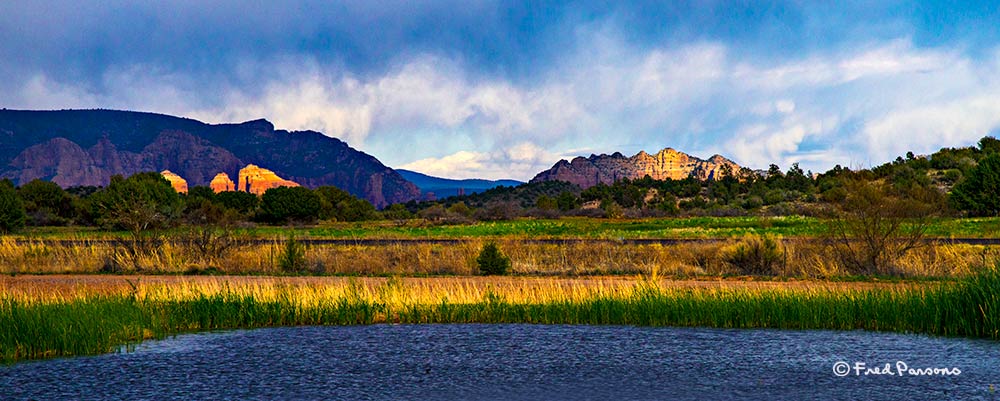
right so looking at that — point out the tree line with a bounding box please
[0,173,384,233]
[1,135,999,234]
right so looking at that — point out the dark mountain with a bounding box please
[0,109,420,207]
[397,169,523,199]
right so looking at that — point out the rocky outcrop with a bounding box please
[160,170,188,193]
[238,164,299,195]
[6,138,108,187]
[210,173,235,193]
[139,131,244,187]
[531,148,741,188]
[0,109,421,207]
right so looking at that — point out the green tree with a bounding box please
[186,186,217,203]
[17,179,74,225]
[556,191,580,212]
[535,195,557,211]
[0,180,26,233]
[215,191,259,215]
[382,204,414,225]
[979,136,1000,155]
[315,186,376,222]
[89,173,183,266]
[90,173,183,235]
[259,186,322,223]
[447,201,472,217]
[476,242,511,275]
[951,154,1000,216]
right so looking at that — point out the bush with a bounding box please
[259,187,322,224]
[828,180,941,275]
[476,242,511,275]
[0,180,26,233]
[215,190,259,215]
[951,153,1000,216]
[724,235,785,275]
[277,235,307,273]
[18,179,74,225]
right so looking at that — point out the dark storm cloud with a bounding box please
[4,1,1000,179]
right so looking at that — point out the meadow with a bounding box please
[16,216,1000,240]
[1,235,996,278]
[1,269,997,363]
[3,215,999,363]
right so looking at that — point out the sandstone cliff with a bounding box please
[210,173,235,192]
[531,148,740,188]
[160,170,188,193]
[0,109,420,207]
[238,164,299,195]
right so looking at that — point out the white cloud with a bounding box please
[399,142,570,180]
[11,35,1000,180]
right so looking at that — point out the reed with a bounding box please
[1,268,996,363]
[0,236,994,278]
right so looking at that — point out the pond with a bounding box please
[2,325,997,400]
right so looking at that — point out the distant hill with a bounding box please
[531,148,741,188]
[397,169,523,199]
[0,109,419,207]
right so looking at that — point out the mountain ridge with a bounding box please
[0,109,420,207]
[531,147,741,188]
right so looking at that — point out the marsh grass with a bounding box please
[1,268,997,363]
[0,236,996,278]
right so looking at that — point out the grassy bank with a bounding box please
[1,269,997,363]
[1,236,995,277]
[15,216,1000,240]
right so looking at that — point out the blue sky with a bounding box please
[4,1,1000,179]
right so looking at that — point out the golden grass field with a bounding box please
[0,274,917,305]
[1,236,996,277]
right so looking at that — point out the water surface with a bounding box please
[2,325,997,400]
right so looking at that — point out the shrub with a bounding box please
[277,235,307,273]
[215,190,259,215]
[0,180,26,233]
[476,242,511,275]
[18,179,74,225]
[828,179,941,275]
[259,187,322,224]
[724,235,785,275]
[951,153,1000,216]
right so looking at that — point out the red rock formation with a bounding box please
[4,132,243,188]
[238,164,299,195]
[0,109,422,207]
[531,148,741,188]
[160,170,188,193]
[139,131,244,187]
[210,173,235,193]
[7,138,109,187]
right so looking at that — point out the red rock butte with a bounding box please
[210,173,235,193]
[160,170,188,194]
[238,164,300,195]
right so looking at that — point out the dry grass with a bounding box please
[5,270,997,363]
[0,274,916,306]
[0,236,994,278]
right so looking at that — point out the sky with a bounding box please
[4,1,1000,180]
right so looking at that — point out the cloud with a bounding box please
[399,143,570,180]
[7,11,1000,181]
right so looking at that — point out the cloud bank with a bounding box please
[4,3,1000,180]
